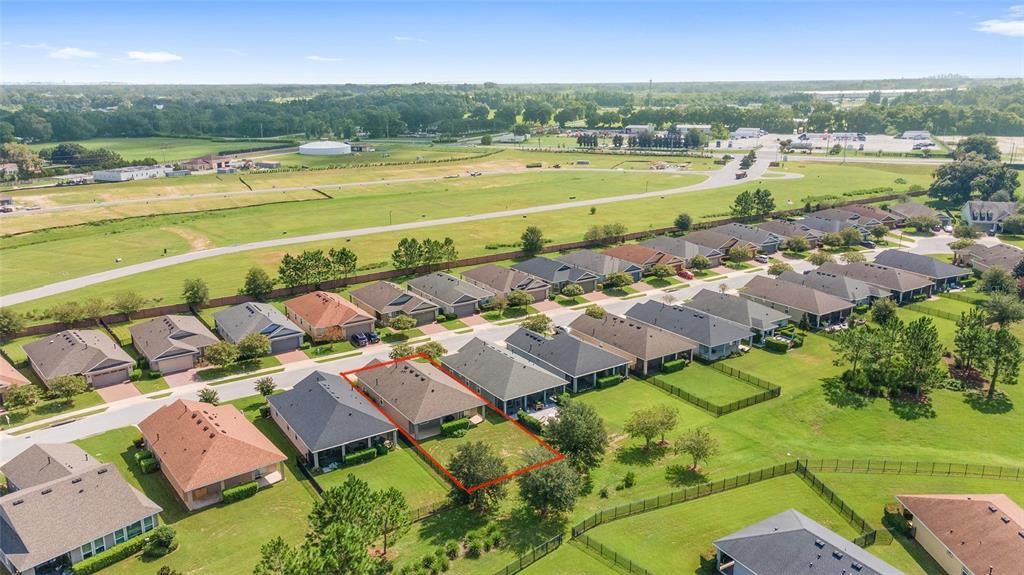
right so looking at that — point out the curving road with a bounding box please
[0,152,790,307]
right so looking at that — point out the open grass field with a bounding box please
[74,394,319,575]
[272,144,482,168]
[27,137,288,163]
[654,363,766,405]
[314,445,451,509]
[583,474,862,574]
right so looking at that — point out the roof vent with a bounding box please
[989,505,999,512]
[97,468,108,475]
[11,499,23,506]
[852,563,863,571]
[832,551,844,560]
[814,539,825,548]
[1001,516,1011,524]
[41,488,52,495]
[72,478,82,484]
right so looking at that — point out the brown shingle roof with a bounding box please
[349,281,439,315]
[23,330,134,382]
[0,356,30,393]
[0,444,100,490]
[139,399,285,492]
[356,359,484,424]
[602,245,682,268]
[742,275,854,316]
[461,264,549,294]
[129,315,219,363]
[284,290,373,329]
[897,494,1024,575]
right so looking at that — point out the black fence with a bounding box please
[491,535,563,575]
[794,462,885,544]
[802,459,1024,481]
[574,534,655,575]
[939,292,988,305]
[905,303,962,322]
[572,462,799,537]
[645,365,780,417]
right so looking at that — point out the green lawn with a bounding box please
[481,306,539,322]
[106,318,151,346]
[197,355,281,382]
[273,144,481,168]
[521,542,620,575]
[380,327,426,343]
[601,285,638,298]
[0,335,35,365]
[75,394,319,575]
[440,317,469,330]
[655,363,767,405]
[132,375,169,395]
[418,412,544,475]
[721,334,840,394]
[2,385,105,430]
[303,340,356,358]
[556,295,586,306]
[315,445,451,510]
[643,276,680,288]
[585,475,863,575]
[29,136,285,162]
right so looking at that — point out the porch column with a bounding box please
[313,451,319,469]
[341,444,347,458]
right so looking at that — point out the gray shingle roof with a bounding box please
[641,236,723,260]
[714,509,902,575]
[0,463,161,574]
[712,223,782,246]
[407,272,493,306]
[872,249,971,281]
[742,275,855,316]
[462,264,550,295]
[756,220,824,242]
[511,257,599,284]
[556,250,642,277]
[964,200,1017,223]
[212,302,303,344]
[504,327,629,377]
[682,229,740,251]
[356,359,485,424]
[779,270,889,303]
[887,202,943,220]
[687,289,790,332]
[268,371,395,452]
[23,330,134,381]
[129,315,219,363]
[349,281,438,316]
[817,262,934,293]
[625,301,753,348]
[568,313,697,360]
[441,338,567,401]
[0,444,100,491]
[956,242,1024,271]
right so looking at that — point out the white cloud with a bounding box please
[17,43,52,49]
[50,47,98,59]
[393,35,427,43]
[307,55,344,62]
[976,5,1024,37]
[127,51,183,63]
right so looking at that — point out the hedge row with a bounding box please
[764,338,789,354]
[223,481,259,503]
[662,358,686,373]
[596,374,623,389]
[516,410,544,434]
[441,417,470,436]
[72,533,149,574]
[344,447,378,466]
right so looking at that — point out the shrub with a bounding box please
[71,534,149,574]
[596,374,623,389]
[441,417,470,437]
[444,540,460,560]
[139,457,160,474]
[143,526,177,558]
[258,405,271,419]
[516,410,543,434]
[132,437,146,449]
[344,447,378,466]
[374,440,389,456]
[222,481,259,503]
[621,471,636,488]
[662,358,686,373]
[133,449,152,463]
[599,486,610,498]
[465,536,484,558]
[764,338,789,353]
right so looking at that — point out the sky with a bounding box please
[2,1,1023,84]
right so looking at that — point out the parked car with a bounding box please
[678,269,695,280]
[367,331,380,344]
[988,229,997,236]
[860,240,876,249]
[942,225,953,233]
[350,332,370,347]
[754,255,769,264]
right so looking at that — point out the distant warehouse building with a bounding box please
[731,127,763,139]
[92,165,169,182]
[298,140,352,156]
[901,130,931,140]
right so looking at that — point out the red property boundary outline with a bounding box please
[339,353,565,494]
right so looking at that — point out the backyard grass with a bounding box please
[74,394,319,575]
[721,334,839,395]
[0,335,35,365]
[654,363,767,405]
[197,355,281,382]
[417,412,546,476]
[315,445,451,510]
[520,542,620,575]
[106,318,151,346]
[584,474,862,575]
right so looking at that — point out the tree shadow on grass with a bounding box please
[501,506,568,555]
[888,396,936,420]
[615,444,670,467]
[964,390,1014,414]
[413,505,490,549]
[821,377,871,409]
[665,464,708,487]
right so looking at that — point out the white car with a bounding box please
[754,255,769,264]
[942,225,953,233]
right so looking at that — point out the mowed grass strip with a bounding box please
[315,445,451,510]
[28,136,286,162]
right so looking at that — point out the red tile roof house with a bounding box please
[602,244,685,274]
[139,399,286,511]
[284,290,376,342]
[0,355,30,409]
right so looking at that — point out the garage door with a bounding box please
[156,355,195,374]
[90,369,129,388]
[271,336,301,354]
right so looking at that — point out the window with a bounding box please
[81,543,94,559]
[114,528,126,545]
[93,537,105,554]
[143,516,155,532]
[127,520,143,538]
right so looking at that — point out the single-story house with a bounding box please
[798,208,879,238]
[407,272,494,318]
[954,242,1024,273]
[886,202,951,227]
[24,329,134,388]
[817,261,934,304]
[0,450,161,575]
[355,358,486,440]
[601,244,685,274]
[681,229,745,254]
[129,315,219,374]
[842,204,900,228]
[710,223,784,254]
[640,236,725,268]
[625,301,752,361]
[504,327,630,393]
[441,338,569,415]
[511,257,600,294]
[872,249,971,291]
[556,250,643,283]
[896,494,1023,575]
[284,290,375,342]
[713,509,902,575]
[686,288,790,345]
[0,443,100,493]
[961,200,1018,232]
[213,302,304,354]
[778,270,890,306]
[268,371,397,469]
[755,220,824,250]
[0,356,30,408]
[567,313,696,375]
[461,264,551,303]
[139,399,286,510]
[740,275,855,329]
[349,281,439,327]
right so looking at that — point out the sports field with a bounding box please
[28,137,291,163]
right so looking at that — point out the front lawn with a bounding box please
[644,276,680,289]
[440,317,469,330]
[418,411,544,476]
[691,269,725,280]
[556,295,586,306]
[303,340,356,358]
[196,355,281,382]
[723,260,753,270]
[654,364,768,405]
[601,285,638,298]
[380,327,426,343]
[315,445,451,510]
[2,384,106,430]
[132,374,169,395]
[481,305,539,322]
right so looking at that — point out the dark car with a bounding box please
[987,229,997,237]
[859,240,876,249]
[350,332,369,347]
[366,331,381,344]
